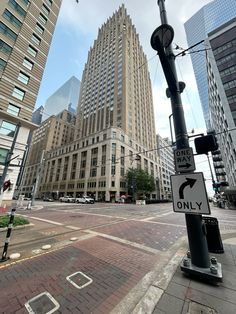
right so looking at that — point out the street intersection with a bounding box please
[0,202,236,313]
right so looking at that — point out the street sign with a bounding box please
[171,172,210,215]
[174,147,196,173]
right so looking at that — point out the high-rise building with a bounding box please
[156,135,174,200]
[39,5,160,202]
[42,76,80,121]
[0,0,62,203]
[32,105,44,125]
[206,17,236,186]
[184,0,236,128]
[20,109,76,197]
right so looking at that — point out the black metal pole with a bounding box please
[0,207,16,262]
[154,0,210,268]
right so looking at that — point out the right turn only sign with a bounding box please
[170,172,210,215]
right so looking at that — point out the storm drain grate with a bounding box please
[66,271,93,289]
[25,292,60,314]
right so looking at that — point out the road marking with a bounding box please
[18,215,64,226]
[25,291,60,314]
[66,225,81,230]
[66,271,93,289]
[86,230,160,254]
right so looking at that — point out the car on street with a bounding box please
[76,196,95,204]
[43,197,54,202]
[59,196,75,203]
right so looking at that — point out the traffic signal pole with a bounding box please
[151,0,222,280]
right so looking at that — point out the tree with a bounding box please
[126,168,155,200]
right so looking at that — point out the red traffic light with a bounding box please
[3,180,11,192]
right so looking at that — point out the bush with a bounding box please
[0,215,30,228]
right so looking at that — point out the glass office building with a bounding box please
[184,0,236,129]
[42,76,80,121]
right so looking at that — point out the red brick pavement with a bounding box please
[95,220,186,251]
[0,236,158,314]
[24,210,123,229]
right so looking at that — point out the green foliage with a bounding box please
[0,215,29,228]
[126,168,155,197]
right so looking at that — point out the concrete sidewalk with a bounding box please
[132,238,236,314]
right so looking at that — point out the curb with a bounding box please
[0,223,34,233]
[131,247,186,314]
[110,237,187,314]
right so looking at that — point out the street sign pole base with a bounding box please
[180,256,223,283]
[0,256,9,263]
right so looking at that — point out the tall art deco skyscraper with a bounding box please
[39,5,160,202]
[76,4,156,150]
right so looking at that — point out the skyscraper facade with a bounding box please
[76,5,156,150]
[39,5,160,202]
[0,0,62,203]
[42,75,80,121]
[156,135,174,200]
[184,0,236,128]
[20,109,76,198]
[206,18,236,186]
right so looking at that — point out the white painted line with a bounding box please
[66,225,81,230]
[25,292,60,314]
[86,230,160,254]
[66,271,93,289]
[19,215,63,226]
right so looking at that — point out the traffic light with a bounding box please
[213,181,229,192]
[3,180,11,192]
[194,134,218,154]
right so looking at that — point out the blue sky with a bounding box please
[36,0,215,194]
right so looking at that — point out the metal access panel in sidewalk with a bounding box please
[203,217,224,254]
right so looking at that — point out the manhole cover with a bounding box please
[25,292,60,314]
[66,271,93,289]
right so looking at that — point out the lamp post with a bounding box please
[151,0,222,281]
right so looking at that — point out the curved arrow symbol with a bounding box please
[179,178,197,199]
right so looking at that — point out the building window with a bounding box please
[0,148,9,164]
[35,23,44,35]
[3,10,22,29]
[42,4,50,16]
[20,0,30,6]
[0,22,17,42]
[23,58,33,70]
[27,45,37,57]
[31,33,41,45]
[0,59,7,71]
[39,13,47,25]
[8,0,26,17]
[17,71,30,84]
[7,103,20,116]
[0,120,16,137]
[45,0,53,6]
[12,86,25,100]
[0,39,12,55]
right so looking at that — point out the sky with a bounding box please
[36,0,215,195]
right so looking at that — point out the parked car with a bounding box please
[43,197,54,202]
[76,196,94,204]
[59,196,75,203]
